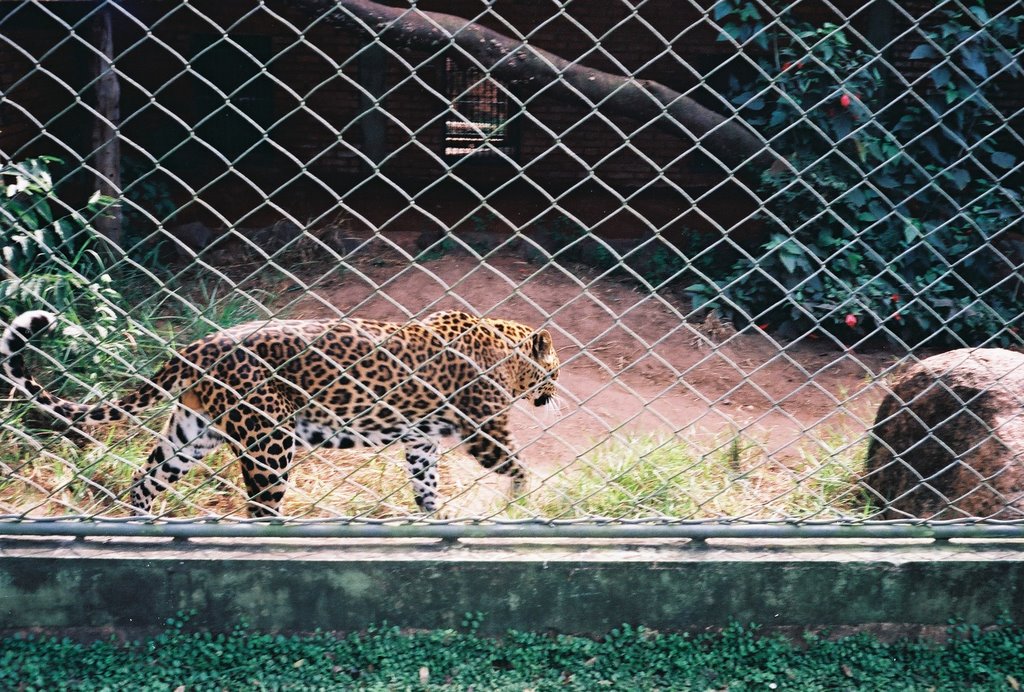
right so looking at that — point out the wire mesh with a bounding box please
[0,0,1022,536]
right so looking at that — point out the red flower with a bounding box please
[782,61,793,71]
[840,93,852,108]
[891,293,901,303]
[844,313,858,328]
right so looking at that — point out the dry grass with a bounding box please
[0,409,518,520]
[0,408,870,521]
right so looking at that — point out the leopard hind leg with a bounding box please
[131,404,222,514]
[402,435,441,513]
[224,410,296,518]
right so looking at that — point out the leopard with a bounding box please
[1,309,559,517]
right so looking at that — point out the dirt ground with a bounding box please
[228,231,902,477]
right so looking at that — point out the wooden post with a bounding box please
[92,1,122,249]
[357,44,387,166]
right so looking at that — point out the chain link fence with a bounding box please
[0,0,1022,537]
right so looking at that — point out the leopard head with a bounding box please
[424,311,560,406]
[519,328,559,407]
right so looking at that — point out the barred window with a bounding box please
[444,58,518,159]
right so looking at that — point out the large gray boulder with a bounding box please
[862,348,1024,519]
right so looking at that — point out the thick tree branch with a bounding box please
[292,0,785,175]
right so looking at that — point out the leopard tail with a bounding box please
[1,310,189,425]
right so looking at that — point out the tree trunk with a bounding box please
[357,43,387,166]
[291,0,785,176]
[91,2,122,249]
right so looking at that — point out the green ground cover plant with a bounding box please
[1,618,1022,690]
[0,156,139,391]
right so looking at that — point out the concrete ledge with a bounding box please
[1,537,1023,635]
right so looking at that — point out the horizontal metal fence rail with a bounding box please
[5,518,1024,541]
[0,0,1022,539]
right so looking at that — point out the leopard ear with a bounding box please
[530,329,553,359]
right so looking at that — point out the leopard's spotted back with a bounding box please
[1,310,559,517]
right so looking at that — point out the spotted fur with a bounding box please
[1,310,559,517]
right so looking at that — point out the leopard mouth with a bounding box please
[534,393,552,407]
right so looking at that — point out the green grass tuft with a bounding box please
[523,430,871,521]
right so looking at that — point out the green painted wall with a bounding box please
[1,542,1022,634]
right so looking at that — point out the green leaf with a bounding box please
[909,44,938,60]
[775,240,804,274]
[712,1,734,21]
[990,151,1016,169]
[739,4,761,22]
[34,199,53,224]
[945,168,970,191]
[718,23,743,41]
[919,137,941,160]
[960,45,988,79]
[832,114,853,140]
[768,108,789,127]
[968,5,989,23]
[15,206,39,231]
[930,65,952,88]
[53,218,73,241]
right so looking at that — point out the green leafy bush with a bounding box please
[692,1,1023,349]
[1,156,117,308]
[0,157,137,391]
